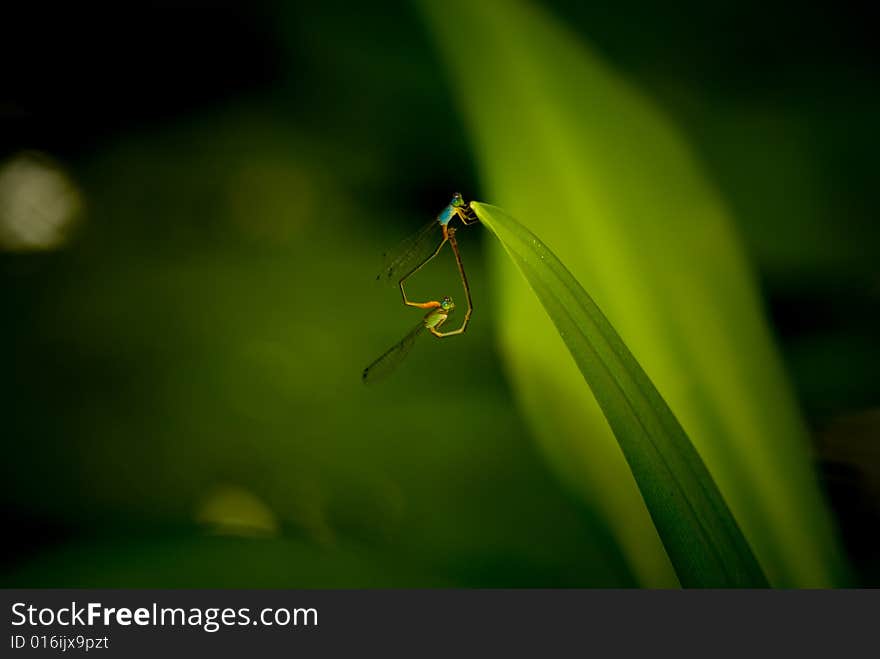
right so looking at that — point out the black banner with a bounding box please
[2,589,877,657]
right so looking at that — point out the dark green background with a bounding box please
[2,0,878,586]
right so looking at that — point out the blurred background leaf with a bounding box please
[421,0,850,586]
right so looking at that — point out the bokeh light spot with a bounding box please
[0,152,83,251]
[195,485,279,538]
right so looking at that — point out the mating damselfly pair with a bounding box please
[363,193,478,383]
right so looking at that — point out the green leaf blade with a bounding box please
[473,201,768,587]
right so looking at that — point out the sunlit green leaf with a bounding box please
[421,0,849,586]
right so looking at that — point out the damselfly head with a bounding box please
[440,295,455,312]
[450,192,465,207]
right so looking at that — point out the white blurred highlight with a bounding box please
[0,152,82,251]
